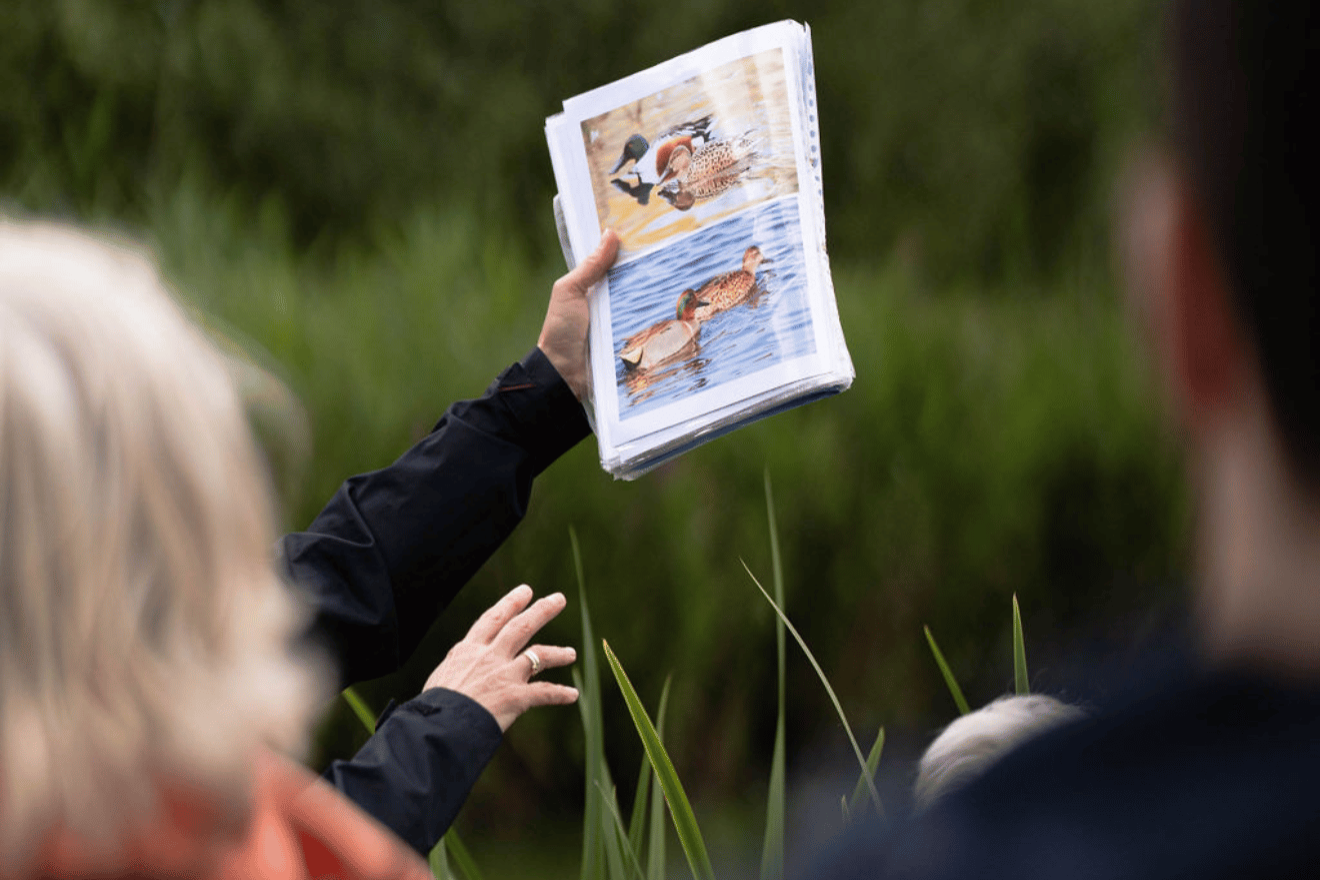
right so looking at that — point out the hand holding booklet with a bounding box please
[546,20,853,479]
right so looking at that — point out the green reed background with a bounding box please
[3,1,1187,874]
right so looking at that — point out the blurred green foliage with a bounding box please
[3,0,1159,279]
[1,0,1187,870]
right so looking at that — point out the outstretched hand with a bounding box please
[538,230,620,400]
[422,584,578,732]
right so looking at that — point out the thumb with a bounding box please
[561,230,620,294]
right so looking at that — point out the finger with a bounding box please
[520,682,580,709]
[555,230,619,296]
[467,584,534,643]
[520,644,576,676]
[494,591,568,654]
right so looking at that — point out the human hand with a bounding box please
[538,230,620,400]
[422,584,578,732]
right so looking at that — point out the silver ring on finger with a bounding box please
[524,649,542,676]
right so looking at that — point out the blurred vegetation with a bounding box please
[1,0,1187,873]
[3,0,1161,277]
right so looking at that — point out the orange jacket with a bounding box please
[30,750,433,880]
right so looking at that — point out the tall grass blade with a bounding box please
[598,780,629,880]
[630,678,672,862]
[577,656,627,878]
[840,795,851,826]
[760,470,787,880]
[846,728,886,817]
[627,741,653,860]
[572,528,606,880]
[743,561,883,816]
[429,837,450,879]
[596,781,647,880]
[445,831,484,880]
[924,626,971,716]
[342,686,377,734]
[646,677,672,880]
[1012,594,1029,695]
[603,640,716,880]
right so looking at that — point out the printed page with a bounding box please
[548,21,852,477]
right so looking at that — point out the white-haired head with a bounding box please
[0,219,325,870]
[913,694,1086,811]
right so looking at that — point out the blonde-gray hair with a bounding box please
[913,694,1085,811]
[0,220,325,870]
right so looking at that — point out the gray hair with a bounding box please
[913,694,1085,811]
[0,220,325,870]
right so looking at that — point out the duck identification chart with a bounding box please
[546,20,853,479]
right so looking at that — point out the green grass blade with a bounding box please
[598,780,629,880]
[627,738,653,860]
[1012,594,1029,695]
[765,471,787,697]
[342,686,377,735]
[603,641,716,880]
[596,781,647,880]
[924,626,972,716]
[573,528,606,880]
[760,714,786,880]
[847,728,886,817]
[743,561,883,817]
[573,667,590,730]
[430,837,450,879]
[760,470,787,880]
[445,830,484,880]
[646,677,672,880]
[630,677,671,862]
[840,795,851,826]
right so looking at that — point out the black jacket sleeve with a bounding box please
[281,348,589,854]
[280,347,590,690]
[322,687,504,856]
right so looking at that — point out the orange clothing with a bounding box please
[31,750,433,880]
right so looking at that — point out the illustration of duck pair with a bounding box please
[609,116,714,205]
[619,289,708,372]
[617,246,772,372]
[654,133,760,212]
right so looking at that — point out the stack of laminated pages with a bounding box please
[547,20,853,479]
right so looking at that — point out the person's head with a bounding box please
[1163,2,1320,489]
[913,694,1086,812]
[0,221,324,872]
[1122,4,1320,668]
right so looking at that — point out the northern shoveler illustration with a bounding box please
[619,289,708,371]
[691,246,772,320]
[608,116,714,205]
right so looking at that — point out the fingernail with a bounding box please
[567,647,577,660]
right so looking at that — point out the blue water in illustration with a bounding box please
[607,198,816,421]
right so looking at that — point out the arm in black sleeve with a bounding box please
[323,688,503,856]
[280,347,591,689]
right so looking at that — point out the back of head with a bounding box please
[0,220,323,872]
[1167,2,1320,487]
[913,694,1086,811]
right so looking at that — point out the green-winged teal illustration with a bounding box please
[619,289,708,372]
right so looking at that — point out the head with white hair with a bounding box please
[0,220,324,871]
[913,694,1086,811]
